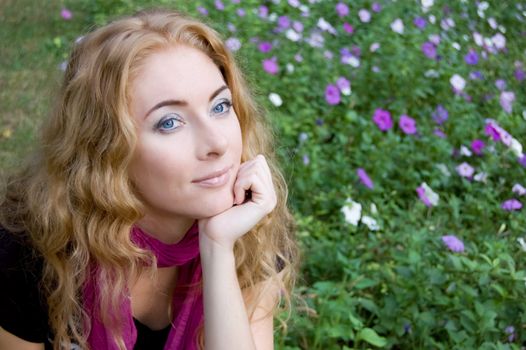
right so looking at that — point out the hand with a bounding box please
[198,154,277,252]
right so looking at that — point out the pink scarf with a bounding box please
[84,221,203,349]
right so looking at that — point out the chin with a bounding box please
[195,194,234,218]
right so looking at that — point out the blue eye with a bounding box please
[212,100,232,115]
[156,114,184,133]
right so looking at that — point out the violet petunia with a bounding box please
[456,162,474,178]
[399,115,417,134]
[61,8,73,20]
[501,199,522,211]
[422,42,437,59]
[357,168,374,189]
[442,235,465,253]
[471,139,485,155]
[432,105,448,125]
[325,84,341,105]
[372,109,393,131]
[336,2,349,17]
[262,57,279,75]
[464,50,479,65]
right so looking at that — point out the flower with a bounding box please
[434,128,446,138]
[456,162,475,178]
[342,199,362,226]
[343,22,354,34]
[464,50,479,65]
[491,33,506,50]
[286,29,302,42]
[399,115,417,134]
[460,145,472,157]
[416,182,439,207]
[515,68,525,81]
[268,93,283,107]
[484,122,501,141]
[442,235,465,253]
[225,37,241,51]
[197,6,208,15]
[361,216,380,231]
[60,8,73,20]
[391,18,404,34]
[336,77,351,95]
[336,2,349,17]
[519,155,526,168]
[372,109,393,131]
[357,168,374,189]
[214,0,225,10]
[258,41,272,53]
[505,326,516,342]
[471,139,485,155]
[262,57,279,75]
[450,74,466,91]
[502,199,522,211]
[432,105,448,125]
[358,9,371,23]
[371,3,382,12]
[512,184,526,196]
[500,91,515,114]
[278,16,291,29]
[325,84,340,105]
[236,8,246,16]
[422,42,437,59]
[495,79,507,90]
[414,17,427,29]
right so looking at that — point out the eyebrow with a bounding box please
[144,85,229,119]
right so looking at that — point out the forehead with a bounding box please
[130,45,226,115]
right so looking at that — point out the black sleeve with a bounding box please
[0,226,49,343]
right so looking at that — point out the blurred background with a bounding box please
[1,0,526,349]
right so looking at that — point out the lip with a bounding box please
[192,165,232,187]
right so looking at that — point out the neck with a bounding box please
[135,213,195,244]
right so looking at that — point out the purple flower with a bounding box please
[258,41,272,53]
[357,168,374,189]
[495,79,506,90]
[470,71,484,80]
[197,6,208,15]
[262,57,279,75]
[416,186,432,207]
[464,49,479,65]
[302,154,310,165]
[500,91,515,114]
[236,8,246,17]
[325,84,340,105]
[225,37,241,51]
[292,21,304,32]
[432,105,448,125]
[519,155,526,168]
[371,2,382,12]
[358,9,371,23]
[258,5,268,18]
[471,139,485,155]
[505,326,516,342]
[343,22,354,34]
[215,0,225,10]
[413,17,427,29]
[336,3,349,17]
[60,8,73,20]
[434,128,447,138]
[442,235,465,253]
[422,42,437,59]
[456,162,474,178]
[502,199,522,211]
[372,109,393,131]
[485,123,501,141]
[278,16,291,29]
[399,115,417,134]
[515,68,525,81]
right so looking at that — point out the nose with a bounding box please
[195,118,229,160]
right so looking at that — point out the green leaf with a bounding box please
[357,328,387,348]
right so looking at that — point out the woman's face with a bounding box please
[128,45,243,225]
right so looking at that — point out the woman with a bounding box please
[0,8,299,350]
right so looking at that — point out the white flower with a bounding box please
[317,18,336,34]
[517,237,526,252]
[498,25,506,34]
[341,199,362,226]
[436,163,451,177]
[421,182,439,206]
[460,145,472,157]
[488,17,498,29]
[370,203,378,215]
[342,55,360,67]
[429,15,436,24]
[268,13,278,22]
[285,29,301,41]
[510,138,524,158]
[358,9,371,23]
[391,18,404,34]
[474,172,488,183]
[424,69,439,78]
[492,33,506,50]
[512,184,526,196]
[286,63,295,73]
[523,110,526,120]
[450,74,466,91]
[421,0,434,8]
[268,93,283,107]
[369,42,380,52]
[473,32,484,46]
[361,215,380,231]
[225,37,241,52]
[428,34,440,45]
[478,1,489,11]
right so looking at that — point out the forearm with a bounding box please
[200,238,256,350]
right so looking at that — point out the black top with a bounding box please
[0,226,170,349]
